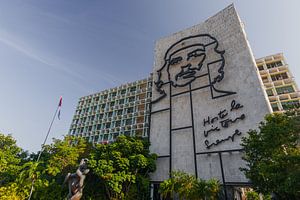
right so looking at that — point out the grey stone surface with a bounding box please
[150,4,271,183]
[172,128,195,174]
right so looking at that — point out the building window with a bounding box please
[112,132,119,139]
[130,86,136,92]
[128,96,135,102]
[115,120,121,127]
[266,61,282,69]
[271,72,288,81]
[119,99,125,104]
[120,89,126,95]
[281,100,300,110]
[117,109,123,115]
[127,107,134,113]
[106,123,111,129]
[258,65,264,71]
[124,131,131,136]
[276,85,294,95]
[125,119,132,125]
[103,134,109,140]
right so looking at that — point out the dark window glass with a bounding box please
[130,87,136,92]
[127,107,134,113]
[117,109,123,115]
[125,119,132,125]
[128,97,135,102]
[115,121,121,127]
[119,99,125,104]
[266,89,273,96]
[276,86,294,95]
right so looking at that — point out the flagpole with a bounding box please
[28,97,62,200]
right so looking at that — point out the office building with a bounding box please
[256,53,300,112]
[69,76,152,143]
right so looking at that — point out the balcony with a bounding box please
[273,80,284,87]
[283,77,293,84]
[268,68,278,74]
[290,92,300,99]
[279,94,290,101]
[268,96,277,102]
[278,65,288,72]
[262,78,269,84]
[259,70,267,75]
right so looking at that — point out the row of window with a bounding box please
[83,129,149,143]
[76,97,151,114]
[74,104,150,122]
[78,92,152,108]
[266,61,283,69]
[70,120,149,135]
[79,82,153,105]
[266,85,295,96]
[72,115,150,130]
[271,72,288,81]
[257,61,283,71]
[262,72,289,83]
[79,91,152,107]
[271,100,300,111]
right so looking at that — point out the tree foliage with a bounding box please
[241,112,300,199]
[159,171,220,200]
[0,134,24,185]
[0,134,156,199]
[0,134,92,199]
[89,135,157,200]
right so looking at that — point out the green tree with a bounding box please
[0,133,24,186]
[30,136,92,199]
[245,191,260,200]
[89,135,157,200]
[159,171,220,200]
[0,134,156,199]
[241,113,300,199]
[0,135,94,199]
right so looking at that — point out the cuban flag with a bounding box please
[58,96,62,120]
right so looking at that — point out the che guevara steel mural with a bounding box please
[152,34,246,149]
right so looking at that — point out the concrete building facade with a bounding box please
[149,5,270,199]
[256,53,300,112]
[69,76,152,144]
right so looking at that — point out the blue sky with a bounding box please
[0,0,299,152]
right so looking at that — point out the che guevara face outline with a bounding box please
[153,34,235,104]
[167,44,207,87]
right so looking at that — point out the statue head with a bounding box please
[79,158,89,175]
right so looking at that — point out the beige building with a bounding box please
[256,53,300,112]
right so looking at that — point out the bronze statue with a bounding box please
[64,158,89,200]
